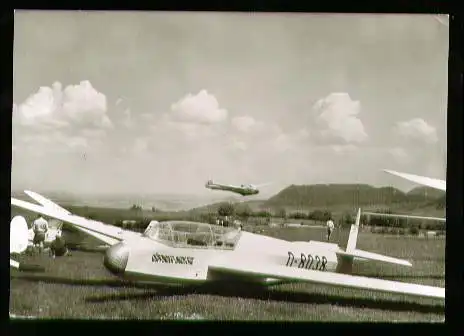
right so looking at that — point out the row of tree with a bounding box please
[118,203,444,232]
[338,208,445,231]
[218,203,333,222]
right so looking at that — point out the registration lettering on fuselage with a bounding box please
[152,253,194,265]
[286,251,328,271]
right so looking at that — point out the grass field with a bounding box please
[9,227,445,322]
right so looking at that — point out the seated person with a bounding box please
[187,231,212,246]
[49,231,70,258]
[187,237,207,246]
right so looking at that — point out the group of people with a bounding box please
[31,215,69,258]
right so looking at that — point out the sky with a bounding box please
[11,11,449,196]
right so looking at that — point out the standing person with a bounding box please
[326,218,335,241]
[32,215,49,253]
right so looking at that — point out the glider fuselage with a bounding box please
[104,227,339,285]
[205,183,259,196]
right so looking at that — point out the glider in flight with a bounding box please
[205,180,272,196]
[11,191,445,300]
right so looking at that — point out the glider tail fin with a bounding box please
[346,208,361,253]
[336,208,361,274]
[336,208,413,274]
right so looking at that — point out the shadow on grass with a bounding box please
[360,273,444,280]
[10,274,159,290]
[410,257,446,262]
[11,274,444,314]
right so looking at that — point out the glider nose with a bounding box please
[103,242,130,275]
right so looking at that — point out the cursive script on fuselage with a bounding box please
[152,253,194,265]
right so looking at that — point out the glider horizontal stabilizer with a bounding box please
[363,212,445,222]
[336,249,412,267]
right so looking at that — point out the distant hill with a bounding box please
[12,183,445,217]
[263,183,445,213]
[186,183,446,216]
[407,186,446,199]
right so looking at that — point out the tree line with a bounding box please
[108,203,444,233]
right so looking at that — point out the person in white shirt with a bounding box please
[326,218,335,241]
[32,215,49,253]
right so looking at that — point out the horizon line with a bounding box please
[10,182,441,197]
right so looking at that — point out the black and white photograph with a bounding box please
[10,11,448,321]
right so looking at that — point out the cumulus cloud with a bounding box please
[170,90,228,124]
[311,92,368,144]
[143,90,230,147]
[231,115,265,133]
[148,91,297,158]
[14,80,112,130]
[13,80,112,155]
[393,118,438,144]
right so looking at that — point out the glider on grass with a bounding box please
[363,169,446,223]
[12,191,66,248]
[20,190,128,250]
[11,191,445,300]
[205,180,272,196]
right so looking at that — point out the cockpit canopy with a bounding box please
[143,221,242,250]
